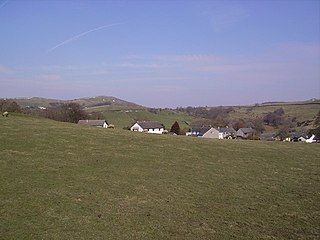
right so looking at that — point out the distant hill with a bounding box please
[10,96,144,109]
[259,98,320,106]
[4,97,319,132]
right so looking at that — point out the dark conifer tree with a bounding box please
[170,121,181,135]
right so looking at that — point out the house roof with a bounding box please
[290,132,308,138]
[217,127,236,133]
[135,121,164,129]
[191,127,212,136]
[78,120,108,126]
[260,133,276,140]
[238,128,256,134]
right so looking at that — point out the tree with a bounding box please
[276,126,290,141]
[263,108,285,127]
[62,103,88,123]
[170,121,181,135]
[307,111,320,140]
[42,103,88,123]
[314,111,320,127]
[250,118,265,133]
[231,119,246,130]
[0,99,21,112]
[274,108,285,116]
[308,127,320,140]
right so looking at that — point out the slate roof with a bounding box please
[290,132,308,139]
[260,133,276,141]
[191,127,212,136]
[238,128,256,134]
[217,127,236,133]
[135,121,164,129]
[78,120,108,126]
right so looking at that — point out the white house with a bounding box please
[306,134,316,143]
[191,127,236,139]
[78,120,109,128]
[285,132,308,142]
[130,121,164,134]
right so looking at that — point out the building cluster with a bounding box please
[77,119,318,143]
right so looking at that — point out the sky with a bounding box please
[0,0,319,108]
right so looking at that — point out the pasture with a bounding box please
[86,107,195,130]
[0,114,319,239]
[230,102,320,125]
[85,101,320,132]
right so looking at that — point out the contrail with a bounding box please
[47,22,125,53]
[0,0,9,10]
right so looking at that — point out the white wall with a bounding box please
[130,123,164,134]
[130,123,143,132]
[147,128,164,134]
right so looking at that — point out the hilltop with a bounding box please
[10,96,143,109]
[0,113,319,239]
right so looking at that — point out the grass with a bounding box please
[1,114,319,239]
[87,101,320,133]
[87,108,195,130]
[12,96,142,108]
[230,102,320,123]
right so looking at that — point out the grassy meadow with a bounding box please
[86,107,195,130]
[85,101,320,132]
[1,114,319,239]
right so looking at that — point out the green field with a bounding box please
[1,114,319,239]
[11,96,142,109]
[86,101,320,132]
[230,102,320,123]
[86,108,195,130]
[9,97,320,132]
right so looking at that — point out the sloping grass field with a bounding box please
[86,101,320,132]
[230,102,320,123]
[86,108,195,130]
[1,114,319,239]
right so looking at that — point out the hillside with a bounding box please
[1,114,319,239]
[87,100,319,132]
[230,99,320,121]
[229,101,320,131]
[86,107,195,130]
[11,96,143,109]
[3,97,320,132]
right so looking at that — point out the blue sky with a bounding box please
[0,0,319,107]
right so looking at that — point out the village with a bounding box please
[77,119,318,143]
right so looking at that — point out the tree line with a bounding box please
[0,99,91,123]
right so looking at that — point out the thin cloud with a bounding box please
[155,54,222,63]
[0,0,9,10]
[47,22,125,53]
[118,63,162,69]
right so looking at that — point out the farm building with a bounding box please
[260,133,276,141]
[237,128,257,139]
[215,127,236,139]
[190,127,213,137]
[130,121,165,134]
[285,132,308,142]
[191,127,236,139]
[78,120,109,128]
